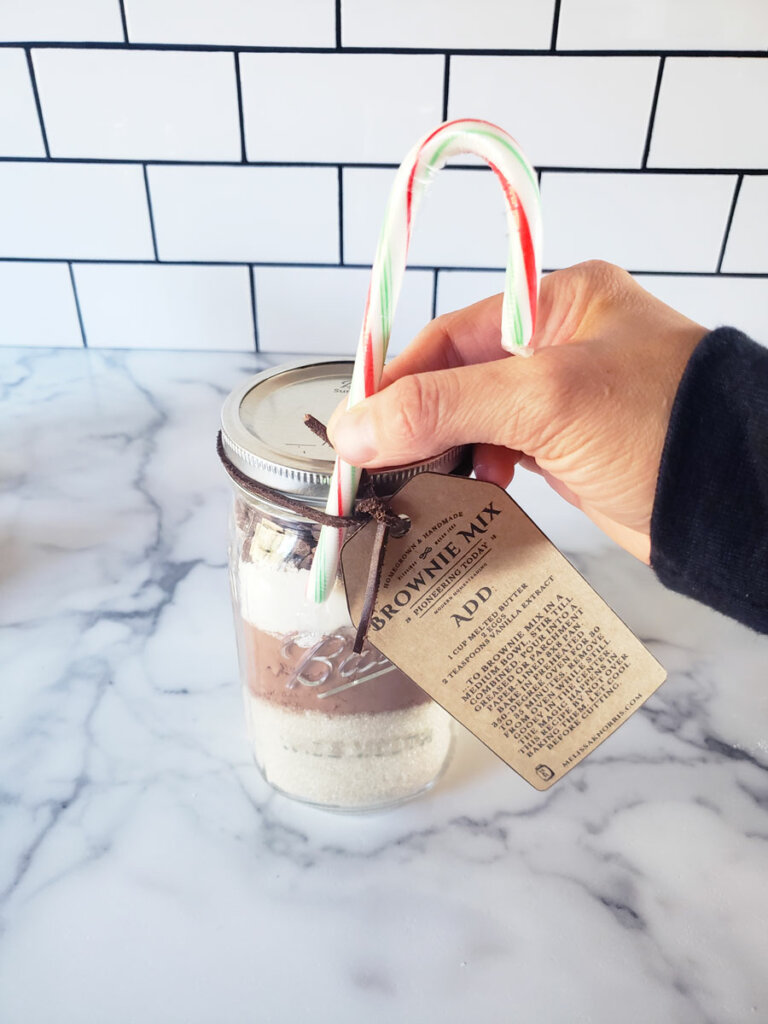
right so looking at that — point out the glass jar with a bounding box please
[221,359,468,812]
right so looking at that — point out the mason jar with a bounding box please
[220,359,468,812]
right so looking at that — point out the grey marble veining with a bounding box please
[1,346,766,1024]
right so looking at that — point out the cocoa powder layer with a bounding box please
[241,622,430,715]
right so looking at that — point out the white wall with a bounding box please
[0,0,766,351]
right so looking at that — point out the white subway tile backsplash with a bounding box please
[0,14,765,358]
[557,0,768,51]
[344,168,510,268]
[541,172,736,272]
[637,275,768,347]
[148,166,338,263]
[650,59,768,170]
[722,177,768,273]
[436,270,505,316]
[0,0,123,42]
[32,49,240,161]
[449,57,657,168]
[74,264,254,349]
[0,163,153,259]
[254,267,433,355]
[0,263,82,347]
[125,0,334,46]
[342,0,554,49]
[0,49,45,157]
[240,54,443,164]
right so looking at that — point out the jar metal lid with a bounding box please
[220,358,470,504]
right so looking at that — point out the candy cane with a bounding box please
[308,119,542,603]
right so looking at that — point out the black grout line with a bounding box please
[550,0,562,51]
[249,267,259,351]
[234,52,247,163]
[0,156,403,168]
[335,0,342,49]
[3,41,768,56]
[424,267,768,279]
[0,155,390,168]
[586,268,768,278]
[431,269,439,320]
[537,166,759,175]
[25,49,50,158]
[642,57,665,169]
[0,257,334,267]
[2,256,767,279]
[442,54,451,121]
[68,263,88,347]
[0,154,762,175]
[142,165,159,259]
[117,0,129,43]
[337,166,345,263]
[717,174,744,272]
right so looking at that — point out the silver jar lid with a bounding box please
[220,358,469,504]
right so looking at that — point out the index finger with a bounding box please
[380,292,505,388]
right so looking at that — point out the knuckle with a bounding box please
[580,259,631,298]
[429,312,462,369]
[389,374,440,451]
[431,311,454,333]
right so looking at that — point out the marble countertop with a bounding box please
[2,346,767,1024]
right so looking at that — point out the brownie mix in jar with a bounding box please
[220,359,469,811]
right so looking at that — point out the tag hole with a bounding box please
[395,513,411,537]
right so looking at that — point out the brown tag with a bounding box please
[341,474,666,790]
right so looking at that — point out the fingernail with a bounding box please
[474,462,514,487]
[328,409,377,464]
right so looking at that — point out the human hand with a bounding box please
[326,261,707,563]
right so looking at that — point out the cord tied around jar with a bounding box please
[216,416,409,655]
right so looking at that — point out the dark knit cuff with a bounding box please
[651,326,768,633]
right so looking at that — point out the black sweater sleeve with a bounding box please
[650,326,768,633]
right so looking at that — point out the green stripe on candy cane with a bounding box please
[380,255,391,346]
[440,126,539,190]
[306,119,542,604]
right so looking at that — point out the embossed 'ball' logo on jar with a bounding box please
[282,628,397,700]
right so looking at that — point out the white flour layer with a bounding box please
[244,694,454,810]
[238,561,351,645]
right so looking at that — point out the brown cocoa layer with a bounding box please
[241,622,430,715]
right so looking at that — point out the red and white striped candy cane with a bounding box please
[308,119,542,603]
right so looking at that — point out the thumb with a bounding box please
[326,354,556,468]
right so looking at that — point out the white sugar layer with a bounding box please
[238,560,351,643]
[245,695,454,809]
